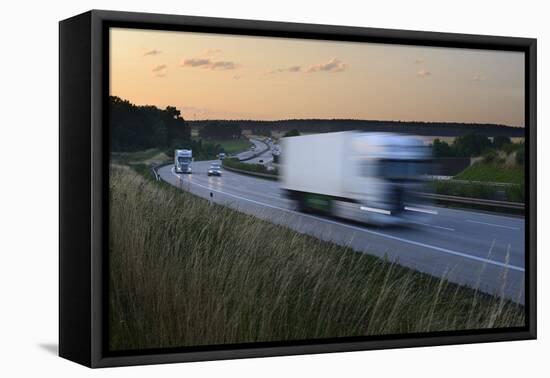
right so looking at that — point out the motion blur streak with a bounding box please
[280,131,432,226]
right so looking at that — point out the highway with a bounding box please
[158,158,526,304]
[235,138,273,164]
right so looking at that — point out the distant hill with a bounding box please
[189,119,524,137]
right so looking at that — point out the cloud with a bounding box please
[416,70,431,77]
[180,58,238,70]
[210,61,237,70]
[181,58,211,67]
[143,49,161,56]
[267,60,345,75]
[152,64,167,72]
[307,58,347,73]
[151,64,167,77]
[269,65,303,74]
[202,49,222,56]
[472,74,487,81]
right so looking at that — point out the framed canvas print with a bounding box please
[59,10,536,368]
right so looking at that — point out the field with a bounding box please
[192,137,252,155]
[109,165,524,351]
[454,163,524,184]
[111,148,170,165]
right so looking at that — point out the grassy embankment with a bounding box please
[111,148,170,165]
[438,163,524,203]
[109,164,524,351]
[211,138,253,154]
[454,163,524,185]
[435,147,525,203]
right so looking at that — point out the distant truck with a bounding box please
[218,152,226,160]
[174,149,193,174]
[280,132,432,225]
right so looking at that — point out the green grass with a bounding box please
[454,163,524,185]
[431,181,498,200]
[111,149,170,165]
[109,166,524,351]
[192,137,252,154]
[222,157,278,177]
[504,184,525,203]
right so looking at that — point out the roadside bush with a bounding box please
[431,180,525,203]
[431,181,497,200]
[505,184,525,203]
[432,138,455,158]
[283,129,301,138]
[481,149,498,164]
[515,144,525,166]
[481,149,505,165]
[223,158,279,176]
[493,136,512,149]
[453,133,492,157]
[502,143,521,155]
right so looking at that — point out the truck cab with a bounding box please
[174,149,193,174]
[345,133,432,224]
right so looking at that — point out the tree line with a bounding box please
[110,97,241,159]
[198,121,242,140]
[190,119,524,138]
[432,134,523,159]
[110,96,191,151]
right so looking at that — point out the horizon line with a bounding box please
[184,118,524,128]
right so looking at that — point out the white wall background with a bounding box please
[0,0,546,375]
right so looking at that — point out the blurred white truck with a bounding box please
[280,131,433,225]
[174,149,193,174]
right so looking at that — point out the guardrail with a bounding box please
[221,163,278,180]
[220,165,525,212]
[418,192,525,210]
[150,161,172,181]
[429,178,519,187]
[238,138,270,162]
[152,167,160,181]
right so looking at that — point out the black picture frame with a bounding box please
[59,9,537,368]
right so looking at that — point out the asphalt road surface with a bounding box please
[236,138,274,164]
[158,160,526,304]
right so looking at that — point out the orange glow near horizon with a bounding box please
[110,28,525,127]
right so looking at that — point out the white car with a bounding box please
[207,163,222,176]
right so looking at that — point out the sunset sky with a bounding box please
[110,28,525,126]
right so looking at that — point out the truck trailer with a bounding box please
[280,131,433,225]
[174,149,193,174]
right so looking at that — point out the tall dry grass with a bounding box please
[109,165,524,351]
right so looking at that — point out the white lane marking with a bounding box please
[408,221,455,232]
[440,205,525,224]
[465,219,521,230]
[168,168,524,272]
[405,206,438,215]
[360,206,391,215]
